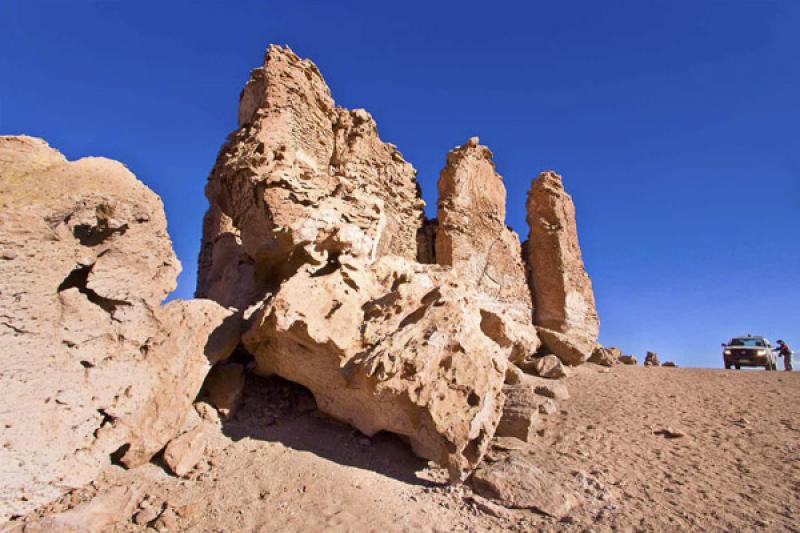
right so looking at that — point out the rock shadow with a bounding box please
[219,372,436,487]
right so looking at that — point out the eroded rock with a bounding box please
[589,345,621,367]
[243,256,508,481]
[0,137,235,520]
[644,352,661,367]
[471,454,580,517]
[197,45,424,311]
[526,172,598,364]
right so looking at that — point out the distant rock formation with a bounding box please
[0,137,237,520]
[644,352,661,367]
[526,171,599,364]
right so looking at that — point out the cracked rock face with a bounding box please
[196,45,424,311]
[0,136,236,520]
[436,137,540,361]
[526,171,599,364]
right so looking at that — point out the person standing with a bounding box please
[773,340,793,371]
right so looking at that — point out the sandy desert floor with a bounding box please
[5,364,799,532]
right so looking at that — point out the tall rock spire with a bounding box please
[526,171,599,364]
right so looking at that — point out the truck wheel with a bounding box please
[735,364,741,370]
[725,363,732,369]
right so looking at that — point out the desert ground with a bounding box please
[7,364,798,533]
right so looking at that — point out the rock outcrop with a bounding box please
[243,257,508,481]
[0,137,236,520]
[435,137,540,363]
[526,172,598,365]
[193,46,520,481]
[196,45,424,311]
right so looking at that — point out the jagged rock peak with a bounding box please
[197,44,424,310]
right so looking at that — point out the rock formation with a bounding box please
[194,46,525,481]
[644,351,661,367]
[526,171,599,365]
[589,345,621,367]
[196,45,424,311]
[0,137,237,520]
[435,138,540,361]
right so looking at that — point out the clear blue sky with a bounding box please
[2,1,798,368]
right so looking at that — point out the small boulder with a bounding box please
[619,354,638,365]
[518,354,566,379]
[662,361,678,368]
[163,425,209,478]
[471,454,580,518]
[588,345,621,367]
[644,352,660,367]
[495,384,546,442]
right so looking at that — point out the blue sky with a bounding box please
[1,1,798,368]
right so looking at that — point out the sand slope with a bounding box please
[5,366,798,532]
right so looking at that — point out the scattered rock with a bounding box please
[495,384,546,442]
[644,352,661,367]
[619,354,638,365]
[589,345,621,367]
[152,507,179,531]
[520,354,567,379]
[662,361,678,368]
[536,327,596,366]
[163,424,209,478]
[471,454,580,518]
[654,427,686,439]
[133,505,161,526]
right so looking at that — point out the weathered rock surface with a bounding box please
[662,361,678,368]
[243,256,508,481]
[471,454,580,517]
[197,45,424,311]
[495,384,546,442]
[526,172,598,364]
[436,138,535,329]
[589,345,622,367]
[644,352,661,367]
[619,354,638,365]
[0,137,235,520]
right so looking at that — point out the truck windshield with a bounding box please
[730,338,765,347]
